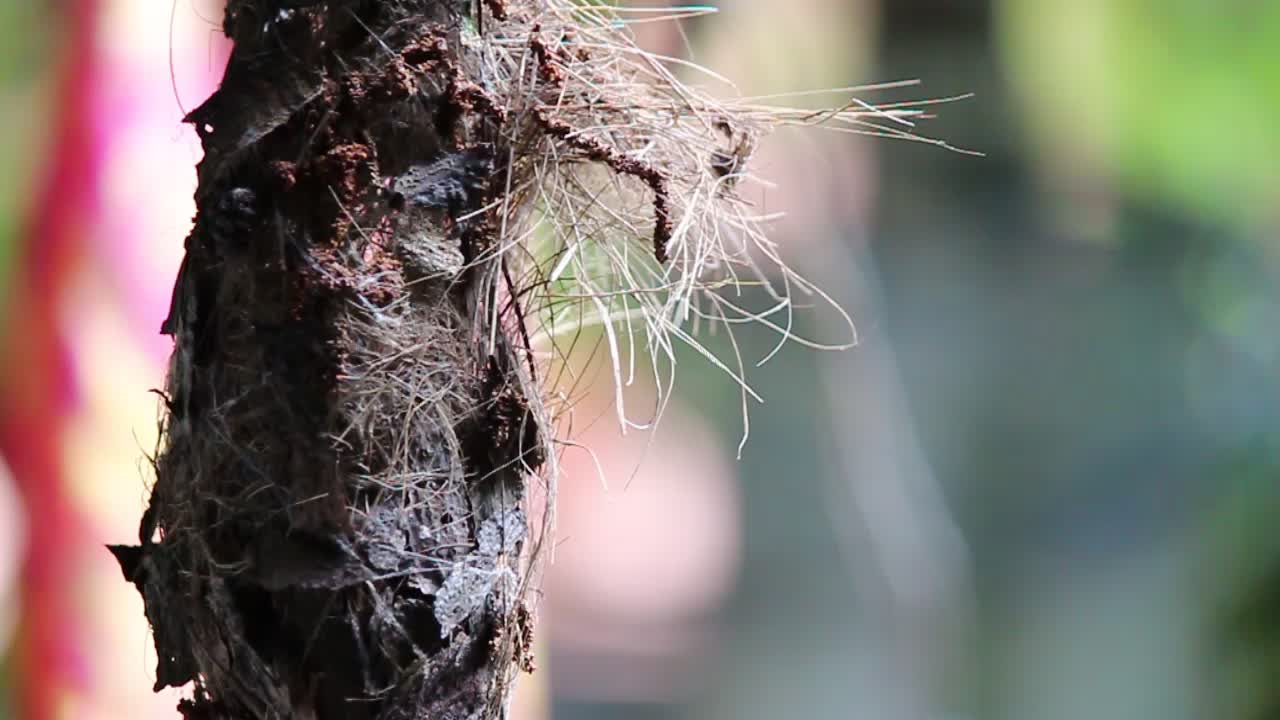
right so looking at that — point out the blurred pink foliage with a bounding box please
[547,404,741,702]
[2,2,103,717]
[2,1,226,717]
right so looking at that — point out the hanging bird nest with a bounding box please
[109,2,965,719]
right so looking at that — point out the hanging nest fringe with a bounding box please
[108,1,963,719]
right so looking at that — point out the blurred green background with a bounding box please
[2,1,1279,719]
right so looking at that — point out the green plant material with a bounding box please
[998,0,1280,230]
[0,1,53,315]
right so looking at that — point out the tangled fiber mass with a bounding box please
[109,1,960,719]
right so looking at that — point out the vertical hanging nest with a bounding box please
[109,1,963,719]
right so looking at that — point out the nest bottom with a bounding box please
[112,290,545,720]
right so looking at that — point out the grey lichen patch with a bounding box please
[434,509,527,636]
[477,509,526,557]
[435,561,519,637]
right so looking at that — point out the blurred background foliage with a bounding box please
[1,1,1280,720]
[1001,0,1280,229]
[0,1,52,309]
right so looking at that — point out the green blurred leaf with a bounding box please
[0,0,54,300]
[999,0,1280,229]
